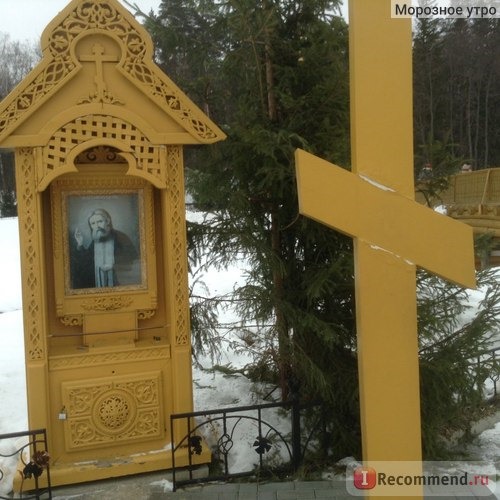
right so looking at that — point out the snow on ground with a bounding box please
[0,218,26,434]
[188,211,290,473]
[0,218,22,313]
[469,422,500,464]
[0,216,499,495]
[0,310,27,433]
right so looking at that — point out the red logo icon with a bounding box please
[353,467,376,490]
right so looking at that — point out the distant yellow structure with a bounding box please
[418,169,500,267]
[0,0,224,486]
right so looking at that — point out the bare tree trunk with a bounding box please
[263,0,277,122]
[448,85,454,154]
[473,76,482,167]
[466,76,473,162]
[483,72,492,167]
[0,153,5,193]
[427,58,434,150]
[271,209,291,401]
[263,0,290,400]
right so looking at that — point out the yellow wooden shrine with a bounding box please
[417,169,500,267]
[0,0,225,486]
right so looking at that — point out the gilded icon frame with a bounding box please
[51,174,157,317]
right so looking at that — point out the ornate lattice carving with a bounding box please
[16,148,46,361]
[167,146,189,346]
[51,183,63,264]
[447,204,481,217]
[482,205,500,216]
[49,346,170,370]
[63,372,163,450]
[60,314,84,327]
[0,57,76,138]
[0,0,221,143]
[94,390,136,434]
[75,145,127,164]
[81,296,134,311]
[53,174,148,191]
[137,309,156,320]
[41,115,166,190]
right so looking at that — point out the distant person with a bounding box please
[419,162,433,181]
[70,208,139,289]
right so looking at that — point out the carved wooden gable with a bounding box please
[0,0,225,191]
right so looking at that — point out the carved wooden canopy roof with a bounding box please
[0,0,225,149]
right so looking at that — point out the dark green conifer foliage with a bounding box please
[418,269,500,458]
[139,0,358,457]
[131,2,500,460]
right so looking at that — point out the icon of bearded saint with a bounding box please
[70,209,139,289]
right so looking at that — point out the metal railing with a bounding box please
[415,168,500,207]
[170,399,323,491]
[0,429,51,500]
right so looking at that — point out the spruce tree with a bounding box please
[132,1,500,460]
[418,269,500,457]
[140,0,357,456]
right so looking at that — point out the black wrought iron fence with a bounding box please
[0,429,51,500]
[170,399,323,491]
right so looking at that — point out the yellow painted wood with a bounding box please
[295,149,476,288]
[295,1,476,497]
[1,0,225,486]
[354,241,421,460]
[418,168,500,242]
[17,443,211,489]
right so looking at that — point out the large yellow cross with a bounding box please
[295,1,475,496]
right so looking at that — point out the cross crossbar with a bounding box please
[295,149,476,289]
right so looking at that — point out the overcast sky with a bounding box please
[1,0,467,43]
[1,1,351,43]
[0,0,161,43]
